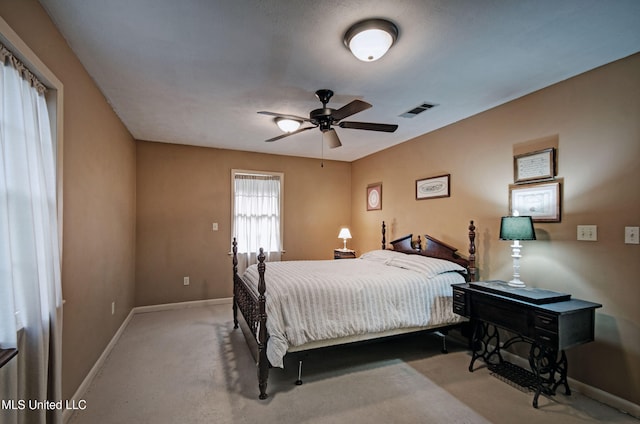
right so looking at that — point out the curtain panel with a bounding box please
[233,174,282,274]
[0,43,63,424]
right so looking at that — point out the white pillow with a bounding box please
[387,254,466,278]
[359,249,405,264]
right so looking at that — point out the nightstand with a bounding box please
[334,249,356,259]
[452,280,601,408]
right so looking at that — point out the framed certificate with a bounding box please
[514,148,555,183]
[509,181,561,222]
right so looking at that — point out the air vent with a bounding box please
[399,102,437,118]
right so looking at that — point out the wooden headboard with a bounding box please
[382,220,477,282]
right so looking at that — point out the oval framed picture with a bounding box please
[367,183,382,211]
[416,174,450,200]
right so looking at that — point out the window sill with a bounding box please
[227,250,286,255]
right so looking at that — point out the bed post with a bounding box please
[256,248,269,400]
[232,238,238,329]
[381,221,386,249]
[468,220,477,282]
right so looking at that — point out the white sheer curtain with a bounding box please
[233,173,282,274]
[0,47,63,424]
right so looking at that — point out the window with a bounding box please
[231,169,283,255]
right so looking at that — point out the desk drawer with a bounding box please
[453,301,467,317]
[534,328,559,349]
[534,312,557,331]
[452,288,467,317]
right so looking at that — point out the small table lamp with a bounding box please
[499,214,536,288]
[338,228,352,251]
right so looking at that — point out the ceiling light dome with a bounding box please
[344,19,398,62]
[275,117,301,133]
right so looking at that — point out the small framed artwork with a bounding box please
[509,181,561,222]
[367,183,382,211]
[514,148,556,183]
[416,174,450,200]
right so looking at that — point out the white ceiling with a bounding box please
[38,0,640,162]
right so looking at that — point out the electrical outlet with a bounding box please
[183,276,190,286]
[212,222,218,231]
[577,225,597,241]
[111,302,115,315]
[625,226,639,244]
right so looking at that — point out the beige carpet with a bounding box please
[68,304,637,423]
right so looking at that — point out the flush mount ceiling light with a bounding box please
[344,18,398,62]
[275,117,302,133]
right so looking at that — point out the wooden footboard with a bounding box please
[232,220,477,400]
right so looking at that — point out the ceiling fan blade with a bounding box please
[323,128,342,149]
[331,100,372,121]
[258,111,309,122]
[265,126,315,142]
[339,121,398,132]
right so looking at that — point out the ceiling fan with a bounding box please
[258,89,398,149]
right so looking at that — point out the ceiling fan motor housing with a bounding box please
[310,108,335,130]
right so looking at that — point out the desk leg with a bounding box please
[528,344,570,408]
[469,321,502,372]
[552,350,570,396]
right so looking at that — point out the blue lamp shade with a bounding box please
[499,216,536,241]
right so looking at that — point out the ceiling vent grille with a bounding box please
[399,102,437,118]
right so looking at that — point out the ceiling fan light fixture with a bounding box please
[344,19,398,62]
[275,117,302,133]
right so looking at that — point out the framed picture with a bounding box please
[416,174,450,200]
[367,183,382,211]
[514,148,555,183]
[509,181,561,222]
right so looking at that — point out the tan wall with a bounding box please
[135,142,351,306]
[0,1,138,401]
[351,54,640,405]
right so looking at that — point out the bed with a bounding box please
[232,220,477,399]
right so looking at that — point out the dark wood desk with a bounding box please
[452,280,601,408]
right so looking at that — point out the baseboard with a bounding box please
[499,350,639,419]
[63,297,233,423]
[569,378,640,419]
[134,297,233,314]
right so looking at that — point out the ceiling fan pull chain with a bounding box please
[320,133,324,168]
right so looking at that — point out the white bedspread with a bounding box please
[241,250,466,367]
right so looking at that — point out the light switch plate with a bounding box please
[625,226,639,244]
[577,225,597,241]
